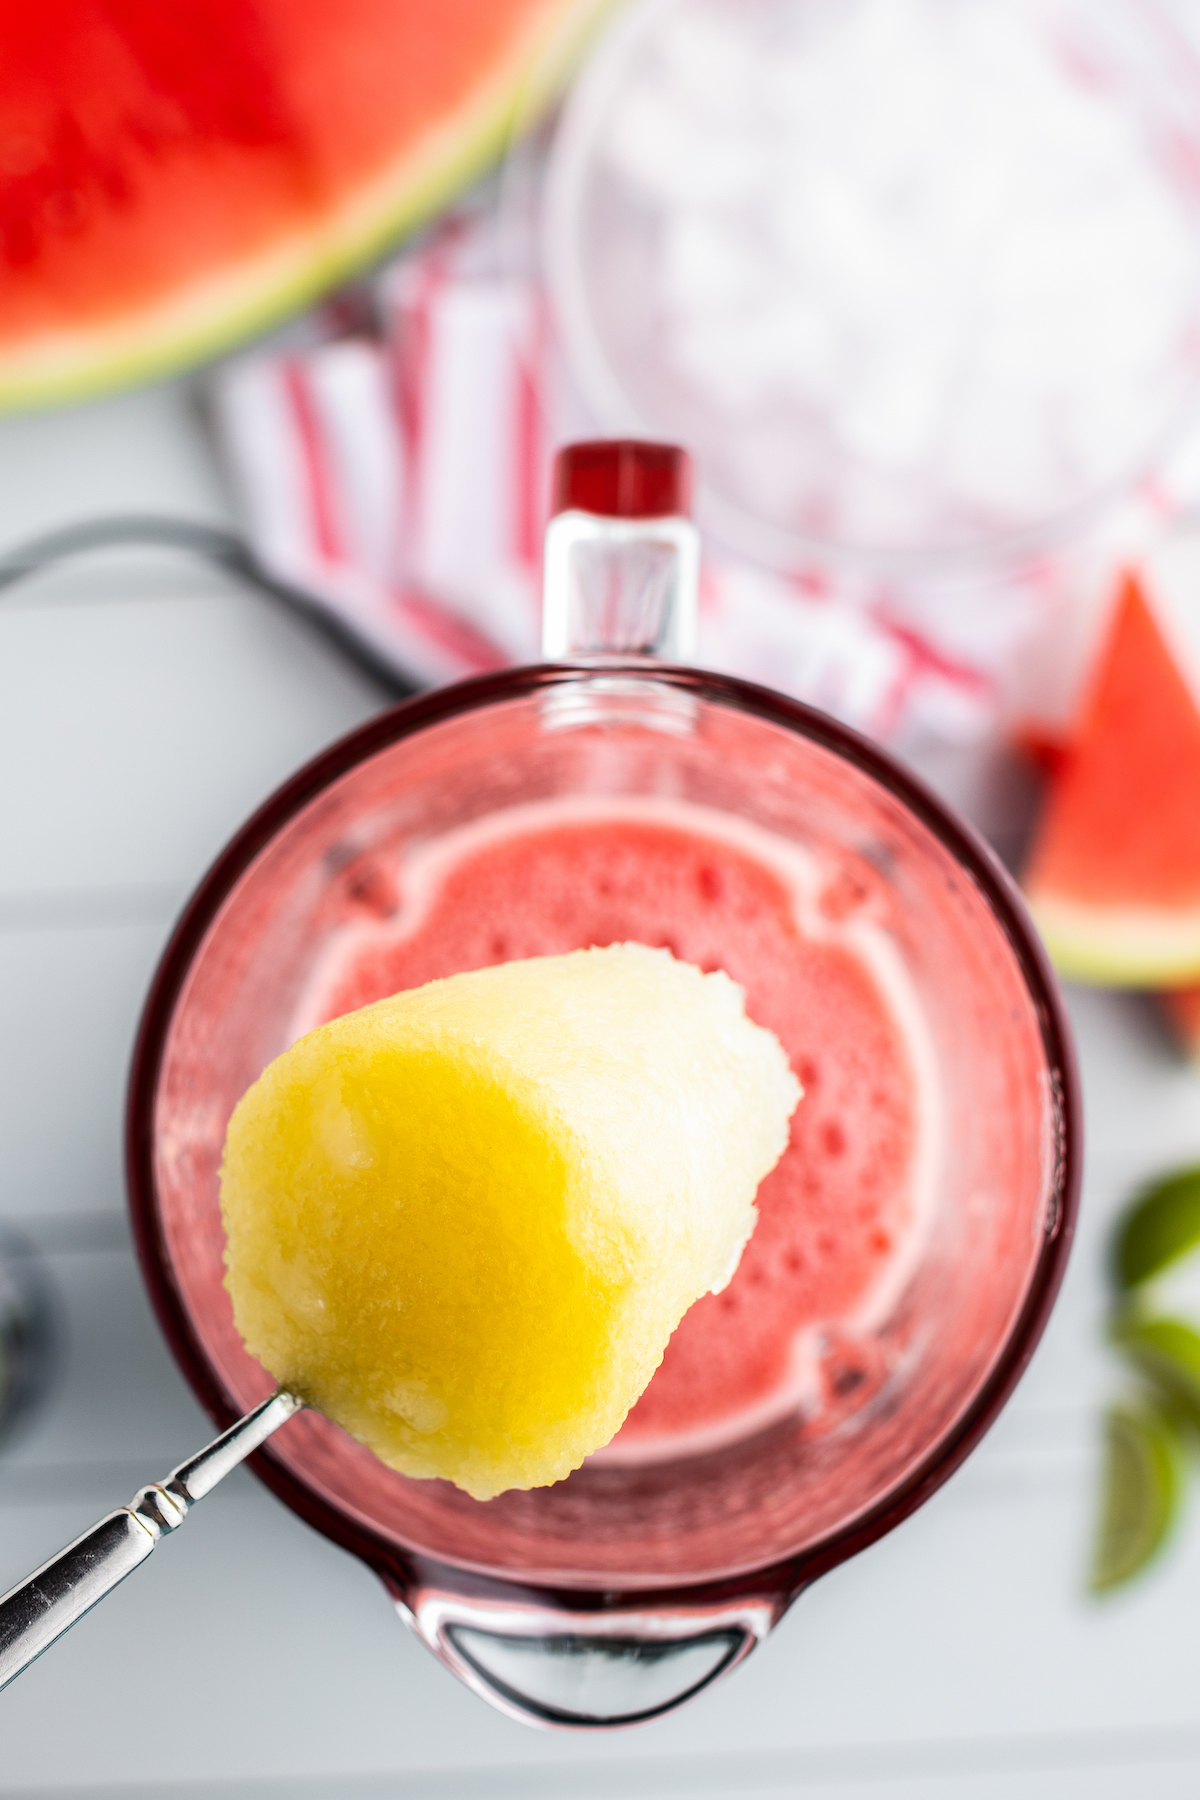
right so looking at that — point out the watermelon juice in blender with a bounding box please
[128,440,1078,1728]
[294,785,937,1469]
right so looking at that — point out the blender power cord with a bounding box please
[0,514,418,703]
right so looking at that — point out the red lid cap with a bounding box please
[551,440,692,520]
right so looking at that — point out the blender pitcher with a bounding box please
[122,439,1079,1729]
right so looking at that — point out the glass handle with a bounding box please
[541,440,700,661]
[542,511,699,660]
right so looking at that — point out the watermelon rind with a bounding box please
[0,0,611,413]
[1027,892,1200,987]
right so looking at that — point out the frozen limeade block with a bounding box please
[220,944,799,1500]
[295,798,939,1464]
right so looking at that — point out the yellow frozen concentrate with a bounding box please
[219,944,800,1500]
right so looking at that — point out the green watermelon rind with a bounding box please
[1027,891,1200,987]
[0,0,611,414]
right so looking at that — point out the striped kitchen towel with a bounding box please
[208,200,1183,749]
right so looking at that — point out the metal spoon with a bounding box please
[0,1389,303,1693]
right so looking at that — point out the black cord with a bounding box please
[0,514,418,702]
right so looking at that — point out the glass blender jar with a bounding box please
[127,440,1079,1728]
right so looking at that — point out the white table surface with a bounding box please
[1,379,1199,1799]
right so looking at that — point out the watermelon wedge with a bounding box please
[1022,573,1200,986]
[0,0,604,410]
[1161,984,1200,1061]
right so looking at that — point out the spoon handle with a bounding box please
[0,1389,302,1693]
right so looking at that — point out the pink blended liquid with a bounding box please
[295,798,936,1461]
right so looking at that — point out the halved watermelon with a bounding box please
[0,0,604,410]
[1022,573,1200,986]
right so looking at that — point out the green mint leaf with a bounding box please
[1113,1167,1200,1290]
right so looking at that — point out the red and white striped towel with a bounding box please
[209,201,1200,748]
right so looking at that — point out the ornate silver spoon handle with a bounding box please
[0,1389,303,1693]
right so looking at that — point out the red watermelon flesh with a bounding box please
[1022,572,1200,986]
[0,0,601,408]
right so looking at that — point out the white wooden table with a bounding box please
[1,380,1199,1798]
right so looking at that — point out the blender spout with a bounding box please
[395,1570,783,1730]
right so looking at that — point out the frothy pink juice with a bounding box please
[296,798,937,1462]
